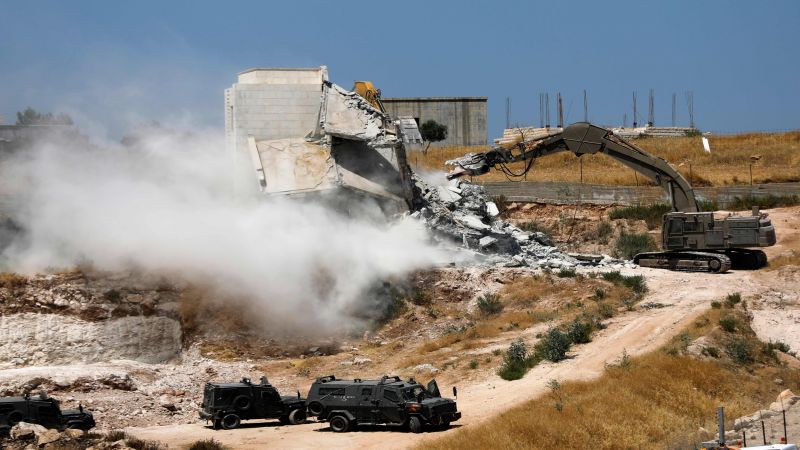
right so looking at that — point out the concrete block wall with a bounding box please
[382,97,488,147]
[225,67,327,159]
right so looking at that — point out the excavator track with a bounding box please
[724,249,768,270]
[633,251,732,274]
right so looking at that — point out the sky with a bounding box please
[1,0,798,139]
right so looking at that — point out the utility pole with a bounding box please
[557,91,564,128]
[647,88,654,127]
[632,91,638,128]
[583,89,588,122]
[623,113,628,128]
[686,91,695,129]
[545,93,551,128]
[672,93,677,127]
[505,97,510,129]
[539,93,545,128]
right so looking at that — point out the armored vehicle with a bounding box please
[199,377,306,430]
[306,375,460,433]
[0,393,95,435]
[447,122,777,273]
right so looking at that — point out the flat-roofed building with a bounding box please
[381,97,487,147]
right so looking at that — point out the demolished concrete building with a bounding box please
[225,66,415,214]
[225,66,622,269]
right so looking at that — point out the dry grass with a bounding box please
[767,250,800,270]
[409,131,800,186]
[409,274,638,361]
[0,272,27,290]
[423,308,799,450]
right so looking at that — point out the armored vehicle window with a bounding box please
[684,221,701,232]
[319,387,346,396]
[261,391,278,400]
[403,386,429,401]
[668,219,684,235]
[383,389,399,402]
[361,388,372,397]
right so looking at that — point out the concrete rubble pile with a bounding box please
[409,174,623,269]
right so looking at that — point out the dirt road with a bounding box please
[129,207,800,449]
[128,270,763,449]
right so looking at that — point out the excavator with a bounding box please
[446,122,777,274]
[353,81,424,146]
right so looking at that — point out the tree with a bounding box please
[15,107,73,126]
[418,119,447,152]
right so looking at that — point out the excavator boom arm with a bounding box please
[447,122,699,213]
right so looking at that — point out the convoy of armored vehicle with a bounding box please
[2,373,458,438]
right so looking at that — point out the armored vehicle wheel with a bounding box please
[307,401,324,416]
[279,415,290,425]
[221,413,241,430]
[440,419,451,430]
[232,395,252,412]
[408,416,423,433]
[213,419,222,430]
[329,415,350,433]
[289,408,306,425]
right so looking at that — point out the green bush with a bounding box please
[711,301,722,309]
[476,292,504,316]
[725,292,742,308]
[557,267,577,278]
[498,339,534,381]
[719,316,737,333]
[701,346,720,358]
[762,341,792,358]
[535,328,572,362]
[615,232,658,260]
[468,359,479,370]
[728,194,800,210]
[593,287,606,301]
[598,302,615,319]
[726,337,754,364]
[698,199,720,211]
[519,220,552,235]
[566,320,593,344]
[596,221,613,241]
[608,203,672,229]
[601,271,648,295]
[103,289,122,302]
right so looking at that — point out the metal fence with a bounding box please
[480,181,800,208]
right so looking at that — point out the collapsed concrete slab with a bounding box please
[226,67,415,214]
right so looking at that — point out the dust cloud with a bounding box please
[0,127,444,333]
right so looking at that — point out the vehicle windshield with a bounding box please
[403,385,430,401]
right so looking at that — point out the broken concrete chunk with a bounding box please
[436,185,462,203]
[568,253,604,263]
[511,231,531,242]
[532,231,554,247]
[447,185,463,194]
[455,214,490,231]
[478,236,498,248]
[485,201,500,217]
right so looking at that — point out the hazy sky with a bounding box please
[1,0,798,139]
